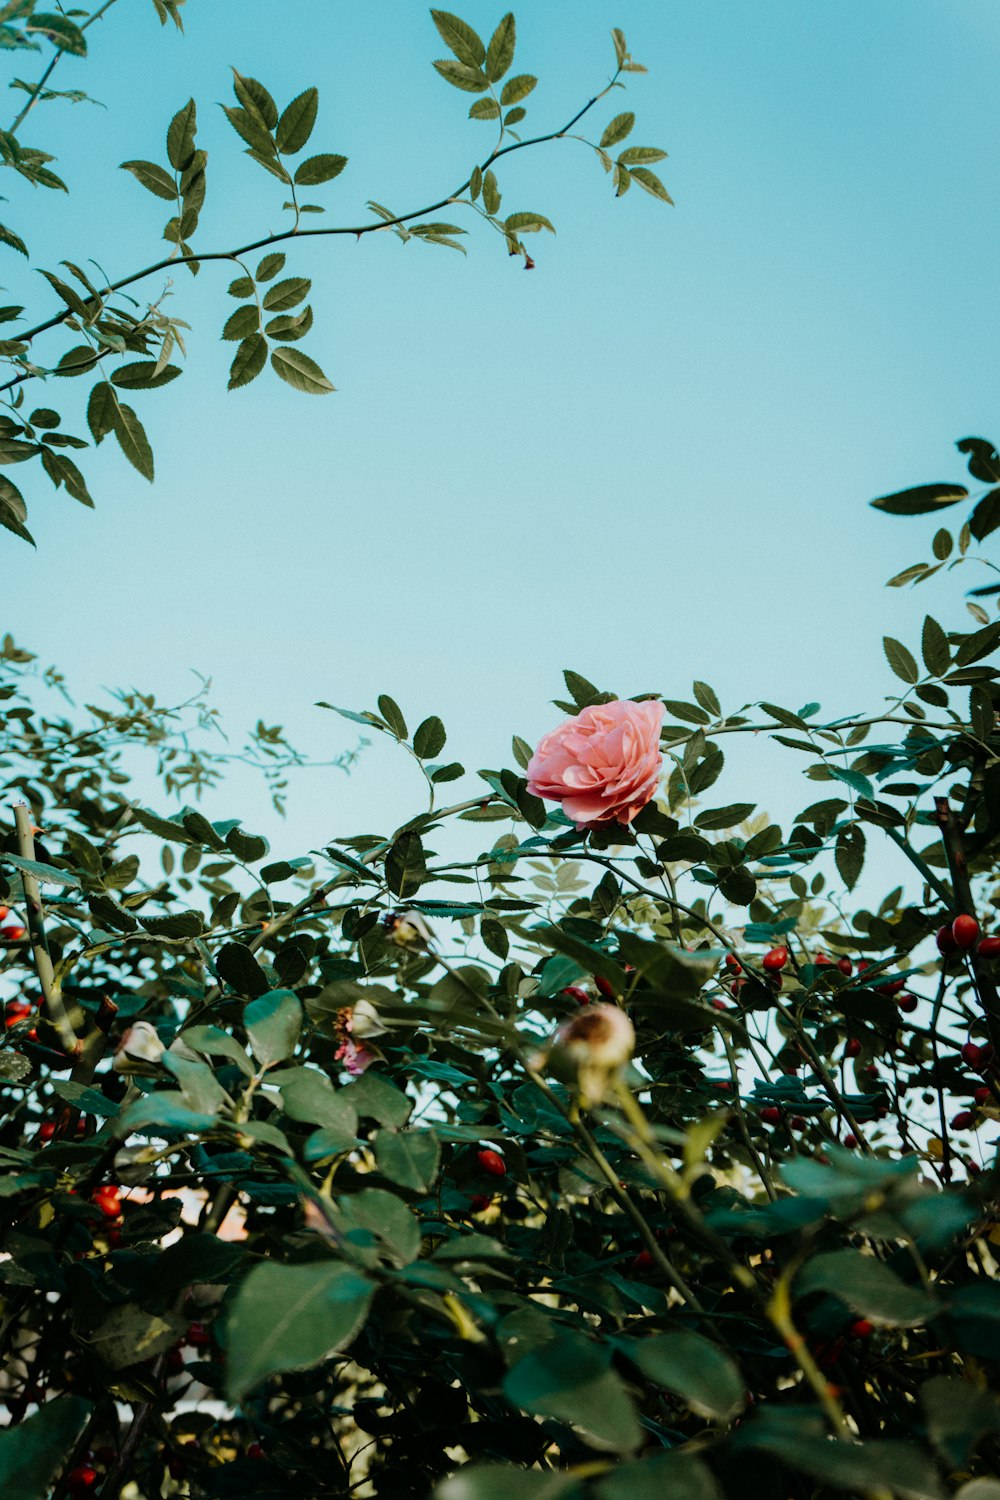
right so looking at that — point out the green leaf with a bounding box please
[110,402,154,480]
[0,223,28,258]
[181,1024,254,1077]
[622,1331,744,1421]
[883,636,920,684]
[86,381,116,443]
[111,360,181,391]
[0,475,31,544]
[27,12,86,53]
[835,824,866,890]
[343,1071,412,1126]
[500,72,536,105]
[485,12,515,81]
[40,449,92,506]
[430,10,486,67]
[270,346,335,394]
[340,1185,420,1265]
[385,830,427,898]
[694,802,755,831]
[413,715,447,758]
[166,97,197,170]
[601,111,635,148]
[277,1067,358,1146]
[432,57,488,92]
[482,169,501,215]
[503,1334,642,1452]
[741,1418,944,1500]
[262,277,311,313]
[870,482,968,516]
[618,146,668,166]
[374,1127,441,1192]
[256,251,286,281]
[233,70,278,127]
[629,166,674,203]
[276,86,318,154]
[795,1248,938,1325]
[225,1261,373,1402]
[120,158,176,200]
[222,305,260,341]
[504,211,555,234]
[215,941,270,997]
[0,1396,92,1500]
[228,275,254,297]
[921,1376,1000,1468]
[377,693,407,737]
[469,97,500,120]
[245,989,302,1067]
[294,152,347,186]
[595,1453,722,1500]
[921,615,950,676]
[228,333,267,390]
[123,1091,217,1135]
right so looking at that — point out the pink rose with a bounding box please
[526,698,665,830]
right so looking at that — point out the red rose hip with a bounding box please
[760,1106,782,1126]
[763,946,788,972]
[844,1038,862,1058]
[936,924,958,956]
[477,1148,506,1177]
[952,914,980,950]
[978,935,1000,959]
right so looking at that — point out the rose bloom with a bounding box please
[526,699,665,830]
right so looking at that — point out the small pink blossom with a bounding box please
[333,1002,384,1075]
[526,698,665,830]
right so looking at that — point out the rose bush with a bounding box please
[1,443,1000,1498]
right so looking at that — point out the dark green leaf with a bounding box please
[276,86,318,154]
[795,1248,938,1325]
[432,58,488,92]
[485,12,515,82]
[293,152,347,186]
[215,941,270,997]
[386,831,427,899]
[226,1261,373,1401]
[374,1127,441,1191]
[110,402,154,480]
[166,97,197,170]
[500,73,536,105]
[245,989,302,1066]
[870,483,968,516]
[228,333,267,390]
[921,615,950,676]
[623,1330,743,1420]
[270,346,335,394]
[222,304,260,341]
[111,360,181,391]
[600,112,635,148]
[413,716,447,758]
[120,158,176,200]
[0,1396,92,1500]
[430,10,486,67]
[883,636,919,684]
[504,1333,642,1452]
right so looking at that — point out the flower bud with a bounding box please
[546,1002,635,1106]
[112,1021,165,1074]
[383,909,434,950]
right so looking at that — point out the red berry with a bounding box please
[561,986,590,1005]
[92,1186,121,1220]
[631,1250,654,1271]
[67,1467,98,1495]
[978,935,1000,959]
[247,1442,265,1460]
[760,1106,782,1126]
[897,993,917,1013]
[836,957,853,976]
[843,1133,859,1149]
[953,914,980,950]
[789,1115,807,1131]
[711,997,729,1011]
[952,1111,974,1130]
[875,977,905,996]
[936,924,958,955]
[974,1087,991,1106]
[815,953,833,967]
[763,946,788,972]
[844,1039,862,1059]
[849,1318,874,1339]
[2,925,26,942]
[38,1121,55,1142]
[594,974,617,999]
[4,1002,31,1028]
[961,1042,983,1068]
[724,953,742,972]
[477,1148,506,1177]
[185,1322,211,1349]
[0,906,7,922]
[469,1194,491,1213]
[862,1064,878,1078]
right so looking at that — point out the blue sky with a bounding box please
[4,0,1000,865]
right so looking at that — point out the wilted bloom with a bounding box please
[526,699,665,829]
[333,1001,386,1076]
[112,1021,166,1074]
[383,909,435,950]
[543,1002,636,1107]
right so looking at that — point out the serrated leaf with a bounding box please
[469,97,500,120]
[430,9,486,67]
[432,57,488,93]
[228,333,267,390]
[413,716,446,759]
[262,276,310,312]
[166,97,197,170]
[0,223,28,258]
[27,12,86,53]
[120,158,176,200]
[110,402,153,480]
[504,211,555,234]
[256,252,285,281]
[630,166,674,203]
[835,824,866,891]
[601,111,635,148]
[111,360,181,391]
[226,1261,373,1402]
[385,830,427,899]
[222,305,260,341]
[883,636,919,684]
[500,73,536,105]
[270,346,335,394]
[293,152,347,186]
[485,12,515,81]
[215,941,270,997]
[921,615,950,677]
[482,169,501,215]
[374,1127,441,1192]
[694,802,755,831]
[276,86,318,154]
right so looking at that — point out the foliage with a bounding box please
[0,3,668,544]
[1,446,1000,1498]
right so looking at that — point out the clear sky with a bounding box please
[4,0,1000,864]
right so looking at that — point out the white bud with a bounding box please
[549,1003,635,1107]
[112,1021,166,1074]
